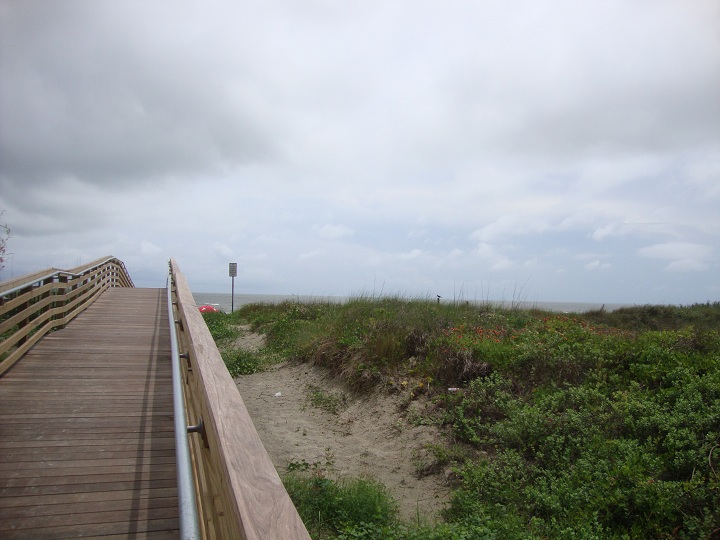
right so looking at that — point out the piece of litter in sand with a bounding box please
[274,392,282,397]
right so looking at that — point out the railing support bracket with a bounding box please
[188,417,209,448]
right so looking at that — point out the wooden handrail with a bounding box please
[169,258,311,540]
[0,256,134,375]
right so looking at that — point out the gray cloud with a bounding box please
[1,0,719,303]
[0,1,275,187]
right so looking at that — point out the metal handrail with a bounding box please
[167,273,201,540]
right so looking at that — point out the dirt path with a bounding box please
[233,328,452,523]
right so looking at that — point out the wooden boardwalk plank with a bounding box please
[0,288,180,538]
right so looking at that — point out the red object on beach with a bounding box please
[198,305,220,313]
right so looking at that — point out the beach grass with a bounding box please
[209,298,720,539]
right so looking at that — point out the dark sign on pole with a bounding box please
[229,263,237,312]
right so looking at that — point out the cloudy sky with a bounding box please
[1,0,719,304]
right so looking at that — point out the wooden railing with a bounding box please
[0,256,134,375]
[169,259,311,540]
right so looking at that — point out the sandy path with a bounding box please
[234,347,451,523]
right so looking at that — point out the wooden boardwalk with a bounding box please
[0,288,179,539]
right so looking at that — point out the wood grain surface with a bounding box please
[0,287,179,539]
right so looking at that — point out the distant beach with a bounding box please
[192,292,633,314]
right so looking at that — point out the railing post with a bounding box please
[40,276,53,320]
[56,274,68,328]
[16,285,32,346]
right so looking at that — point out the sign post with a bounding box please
[229,262,237,312]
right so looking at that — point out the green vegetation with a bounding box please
[202,311,272,376]
[307,384,347,415]
[211,299,720,539]
[283,449,405,539]
[202,311,239,343]
[284,473,399,538]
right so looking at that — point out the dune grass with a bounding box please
[207,299,720,539]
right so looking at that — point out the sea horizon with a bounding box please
[192,292,638,314]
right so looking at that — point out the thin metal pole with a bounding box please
[166,277,201,540]
[231,275,235,313]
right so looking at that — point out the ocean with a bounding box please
[192,292,634,314]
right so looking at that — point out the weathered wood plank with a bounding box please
[0,516,179,539]
[0,475,178,495]
[0,432,176,444]
[0,487,178,508]
[0,495,178,519]
[0,447,176,461]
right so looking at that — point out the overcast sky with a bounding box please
[1,0,719,305]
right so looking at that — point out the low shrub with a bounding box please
[224,299,720,537]
[284,473,398,539]
[307,385,347,414]
[201,311,238,342]
[222,348,262,376]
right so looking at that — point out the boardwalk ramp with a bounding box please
[0,257,310,539]
[0,287,178,538]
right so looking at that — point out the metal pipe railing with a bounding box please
[167,275,201,540]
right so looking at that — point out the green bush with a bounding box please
[222,348,262,376]
[284,473,398,539]
[201,311,238,342]
[225,299,720,537]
